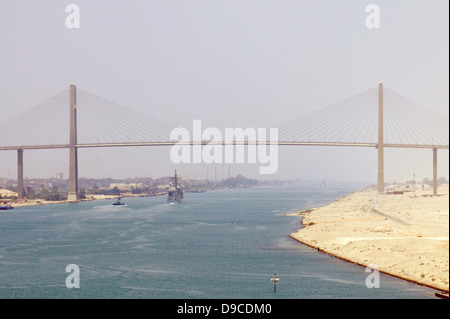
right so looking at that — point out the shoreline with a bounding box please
[289,185,449,292]
[4,184,263,208]
[6,192,166,208]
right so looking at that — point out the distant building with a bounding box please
[0,188,18,198]
[109,183,146,190]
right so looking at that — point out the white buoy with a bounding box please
[271,273,279,291]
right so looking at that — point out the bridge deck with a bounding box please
[1,141,448,151]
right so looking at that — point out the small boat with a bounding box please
[0,204,14,210]
[435,291,449,299]
[112,196,125,206]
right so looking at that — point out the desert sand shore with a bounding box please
[290,185,449,292]
[5,195,118,207]
[5,193,166,208]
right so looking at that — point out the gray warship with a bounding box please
[167,170,183,204]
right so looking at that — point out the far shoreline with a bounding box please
[6,192,166,208]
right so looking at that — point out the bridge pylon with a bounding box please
[17,149,23,199]
[377,82,384,194]
[67,83,79,201]
[433,148,437,196]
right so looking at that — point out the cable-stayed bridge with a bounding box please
[0,83,448,200]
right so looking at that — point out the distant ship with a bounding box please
[321,180,326,188]
[0,203,14,210]
[167,170,183,204]
[112,196,125,206]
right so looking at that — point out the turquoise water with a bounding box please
[0,183,437,298]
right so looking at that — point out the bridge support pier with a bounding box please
[377,82,384,194]
[67,83,79,201]
[433,148,437,196]
[17,149,23,199]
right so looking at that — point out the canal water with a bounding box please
[0,182,437,298]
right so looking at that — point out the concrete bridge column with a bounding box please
[433,148,437,196]
[67,83,78,201]
[17,149,23,199]
[377,82,384,194]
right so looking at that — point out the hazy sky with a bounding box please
[0,1,448,183]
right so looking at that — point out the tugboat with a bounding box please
[0,202,14,210]
[112,196,126,206]
[167,170,183,204]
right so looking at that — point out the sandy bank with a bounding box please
[7,193,166,208]
[290,185,449,292]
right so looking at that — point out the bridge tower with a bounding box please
[433,148,437,196]
[17,149,23,199]
[377,82,384,194]
[67,83,79,201]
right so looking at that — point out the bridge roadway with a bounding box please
[1,141,448,151]
[3,140,446,200]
